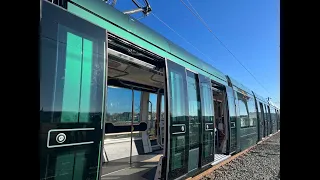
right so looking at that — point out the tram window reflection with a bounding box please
[105,86,141,124]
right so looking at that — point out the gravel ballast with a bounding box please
[201,132,280,180]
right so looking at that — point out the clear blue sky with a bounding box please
[113,0,280,107]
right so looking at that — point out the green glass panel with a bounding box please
[61,32,82,122]
[79,39,93,122]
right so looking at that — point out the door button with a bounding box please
[181,126,185,132]
[56,133,66,143]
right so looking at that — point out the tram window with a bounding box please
[186,71,200,149]
[264,105,268,121]
[248,98,257,127]
[40,28,105,124]
[160,95,165,145]
[170,70,187,123]
[148,93,157,138]
[272,108,276,125]
[133,90,141,122]
[105,86,141,124]
[149,93,157,121]
[161,95,165,120]
[200,81,214,122]
[238,99,249,127]
[237,93,250,128]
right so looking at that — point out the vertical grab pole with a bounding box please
[40,0,42,20]
[149,101,152,129]
[130,88,134,165]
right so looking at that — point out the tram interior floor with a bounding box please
[101,150,162,180]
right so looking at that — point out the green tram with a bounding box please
[39,1,280,180]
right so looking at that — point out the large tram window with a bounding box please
[259,102,266,137]
[264,105,268,123]
[105,86,141,124]
[160,95,165,145]
[186,71,200,149]
[40,25,105,124]
[248,98,257,127]
[148,93,157,138]
[161,95,165,121]
[186,71,201,171]
[272,107,277,132]
[170,73,186,124]
[237,96,249,128]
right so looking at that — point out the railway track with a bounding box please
[190,131,280,180]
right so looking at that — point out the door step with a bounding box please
[211,154,231,166]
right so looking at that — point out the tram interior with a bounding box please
[212,82,228,155]
[100,39,166,180]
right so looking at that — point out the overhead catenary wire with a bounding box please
[178,0,279,103]
[150,12,214,63]
[134,1,214,63]
[135,0,279,104]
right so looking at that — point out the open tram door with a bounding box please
[225,76,241,153]
[225,86,239,154]
[163,59,192,180]
[40,2,108,180]
[164,58,220,180]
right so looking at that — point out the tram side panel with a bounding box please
[40,2,107,180]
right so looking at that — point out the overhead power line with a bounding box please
[135,1,214,63]
[178,0,279,102]
[135,0,279,103]
[150,12,214,63]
